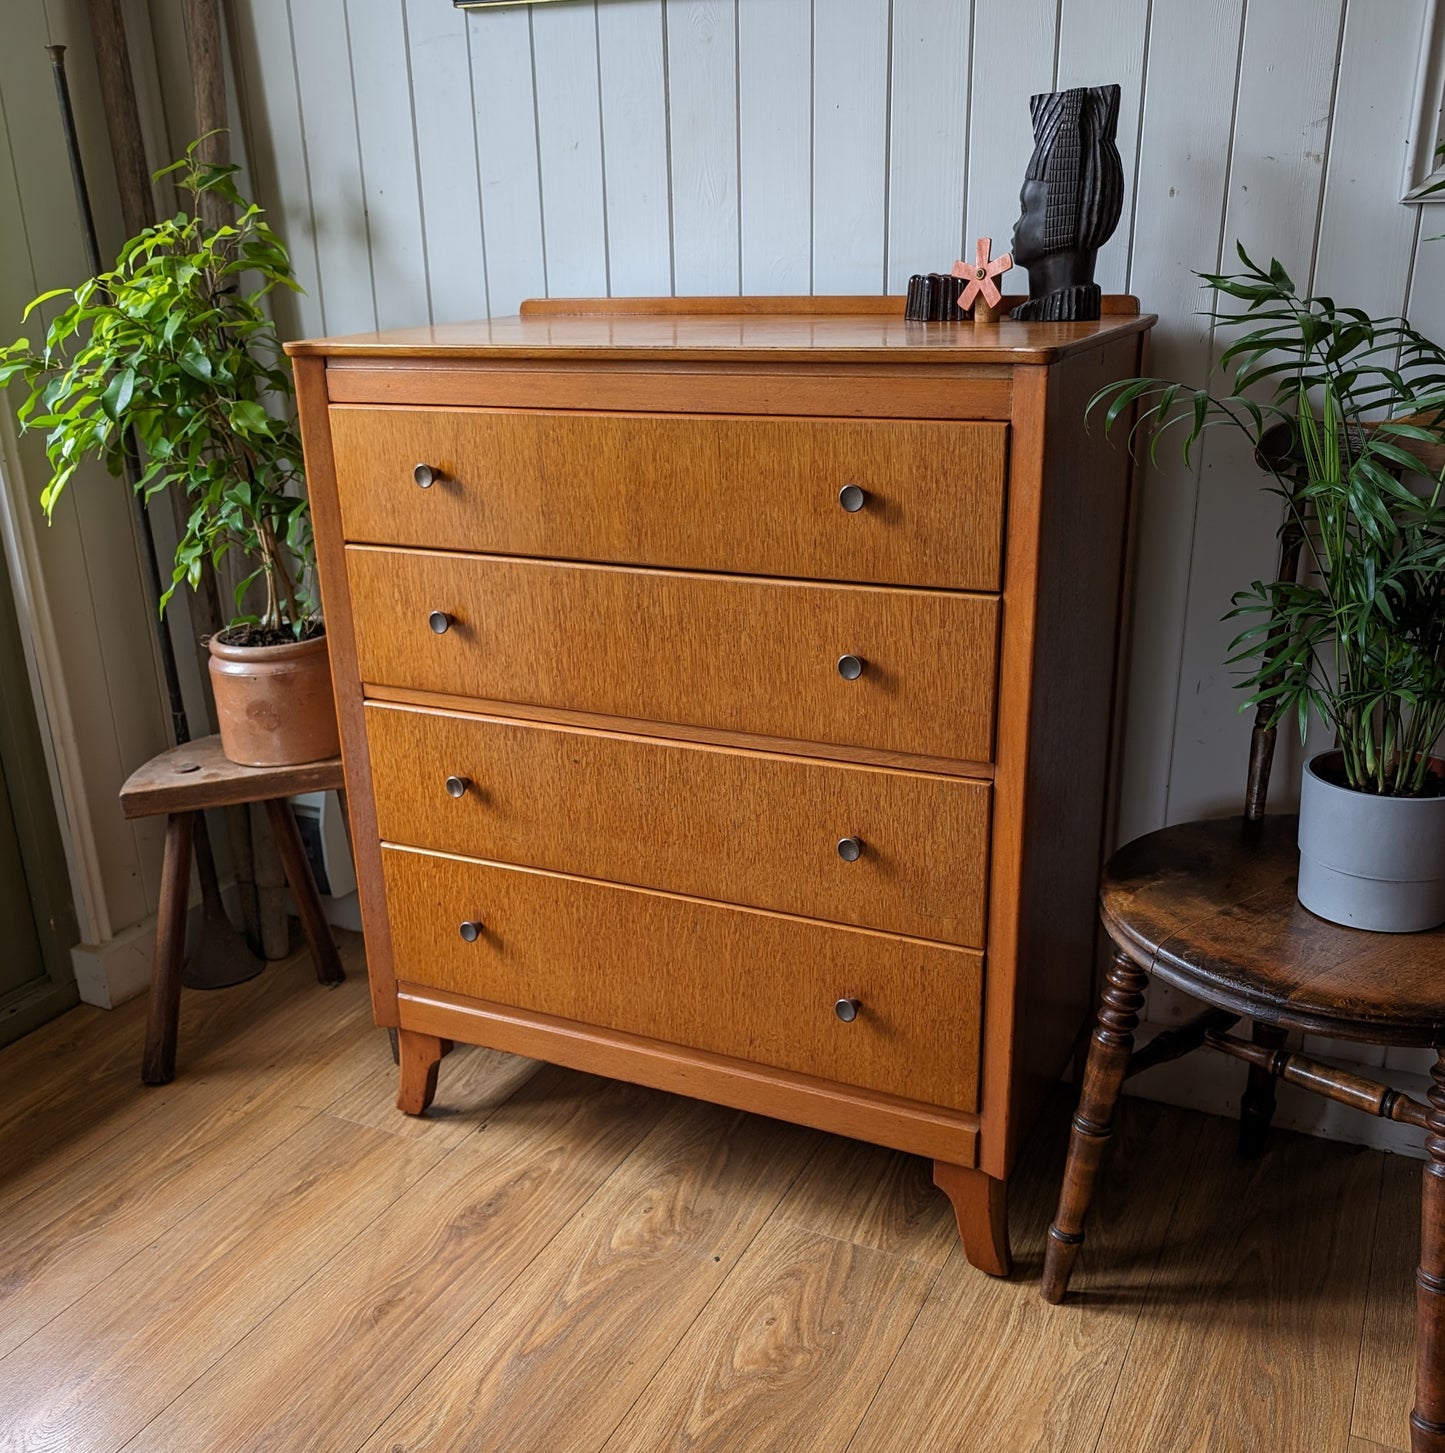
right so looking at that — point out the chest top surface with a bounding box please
[284,295,1155,367]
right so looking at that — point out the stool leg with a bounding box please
[1238,1020,1288,1158]
[142,812,195,1085]
[1412,1052,1445,1452]
[1042,945,1150,1304]
[263,796,345,986]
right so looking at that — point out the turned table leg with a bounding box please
[1042,945,1150,1304]
[396,1030,453,1115]
[142,812,196,1086]
[1413,1052,1445,1452]
[263,796,345,986]
[934,1161,1011,1276]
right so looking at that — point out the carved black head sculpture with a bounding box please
[1010,84,1123,322]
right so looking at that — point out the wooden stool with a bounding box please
[119,735,346,1085]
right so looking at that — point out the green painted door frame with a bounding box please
[0,541,78,1046]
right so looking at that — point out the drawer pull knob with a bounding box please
[459,920,484,942]
[428,610,453,635]
[838,484,867,512]
[836,836,863,862]
[413,462,437,488]
[834,998,861,1023]
[836,654,865,681]
[445,775,471,799]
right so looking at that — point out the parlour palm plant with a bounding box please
[0,138,314,642]
[1093,245,1445,800]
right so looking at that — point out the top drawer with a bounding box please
[328,408,1007,590]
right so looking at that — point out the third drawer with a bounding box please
[366,702,991,947]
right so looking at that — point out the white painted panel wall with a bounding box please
[5,0,1445,1122]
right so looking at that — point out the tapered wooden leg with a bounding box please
[396,1030,453,1115]
[934,1162,1010,1276]
[1041,945,1150,1304]
[142,812,196,1086]
[1412,1053,1445,1452]
[263,796,344,986]
[1238,1019,1287,1158]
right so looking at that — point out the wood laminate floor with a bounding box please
[0,932,1421,1452]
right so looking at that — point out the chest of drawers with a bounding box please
[288,296,1154,1276]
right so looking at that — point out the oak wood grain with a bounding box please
[331,407,1007,590]
[0,1116,442,1453]
[366,701,992,947]
[363,684,995,779]
[850,1097,1206,1453]
[357,1096,823,1453]
[1354,1153,1419,1447]
[1094,1117,1383,1453]
[284,301,1155,365]
[383,845,983,1110]
[125,1070,672,1453]
[397,983,981,1165]
[600,1220,940,1453]
[347,546,1000,763]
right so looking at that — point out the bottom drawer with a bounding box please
[383,845,982,1112]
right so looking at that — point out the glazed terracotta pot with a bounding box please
[208,629,341,767]
[1296,750,1445,933]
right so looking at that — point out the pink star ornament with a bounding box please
[952,238,1013,320]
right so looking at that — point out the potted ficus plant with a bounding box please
[0,139,337,768]
[1094,245,1445,932]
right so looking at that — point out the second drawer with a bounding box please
[367,702,991,947]
[348,546,1000,763]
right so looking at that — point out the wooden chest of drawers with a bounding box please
[288,296,1154,1276]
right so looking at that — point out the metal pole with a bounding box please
[45,44,191,750]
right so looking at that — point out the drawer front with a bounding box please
[383,845,982,1111]
[366,703,991,947]
[348,547,999,762]
[330,407,1007,591]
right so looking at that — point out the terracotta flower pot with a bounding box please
[208,629,341,767]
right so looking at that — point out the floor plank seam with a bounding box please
[1084,1106,1209,1453]
[838,1241,957,1453]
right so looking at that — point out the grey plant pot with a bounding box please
[1296,751,1445,933]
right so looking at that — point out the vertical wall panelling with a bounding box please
[288,0,375,335]
[1309,0,1425,315]
[227,0,327,341]
[1055,0,1151,296]
[597,0,672,297]
[1108,0,1245,850]
[347,0,429,332]
[665,0,740,294]
[962,0,1057,253]
[885,0,970,292]
[1162,0,1344,827]
[401,0,488,324]
[813,0,890,294]
[532,1,610,297]
[736,0,811,294]
[467,6,547,315]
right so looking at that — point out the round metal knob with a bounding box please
[428,610,452,635]
[836,836,863,862]
[836,654,865,681]
[834,998,861,1023]
[459,920,484,942]
[445,775,471,799]
[838,484,867,513]
[413,462,437,488]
